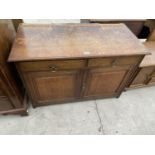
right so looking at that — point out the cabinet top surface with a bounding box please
[140,41,155,67]
[8,23,148,62]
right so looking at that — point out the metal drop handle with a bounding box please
[111,59,117,67]
[48,65,58,72]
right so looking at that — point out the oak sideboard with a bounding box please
[8,23,148,107]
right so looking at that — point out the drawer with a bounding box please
[88,56,141,68]
[18,59,86,72]
[0,97,13,111]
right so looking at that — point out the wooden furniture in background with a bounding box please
[147,29,155,41]
[12,19,23,32]
[145,20,155,33]
[0,20,27,115]
[81,19,146,37]
[8,24,148,107]
[129,41,155,89]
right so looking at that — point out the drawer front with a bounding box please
[18,60,86,72]
[88,56,141,68]
[0,97,13,111]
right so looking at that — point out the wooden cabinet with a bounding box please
[0,20,27,115]
[8,24,148,107]
[15,56,143,107]
[129,41,155,89]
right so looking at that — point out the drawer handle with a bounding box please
[111,59,117,67]
[48,65,58,72]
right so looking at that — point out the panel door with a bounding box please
[24,70,82,106]
[83,68,128,99]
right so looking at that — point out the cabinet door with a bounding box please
[83,68,128,99]
[24,70,82,106]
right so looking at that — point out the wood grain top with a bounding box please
[140,41,155,67]
[8,23,148,62]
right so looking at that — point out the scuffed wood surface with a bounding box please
[9,23,148,62]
